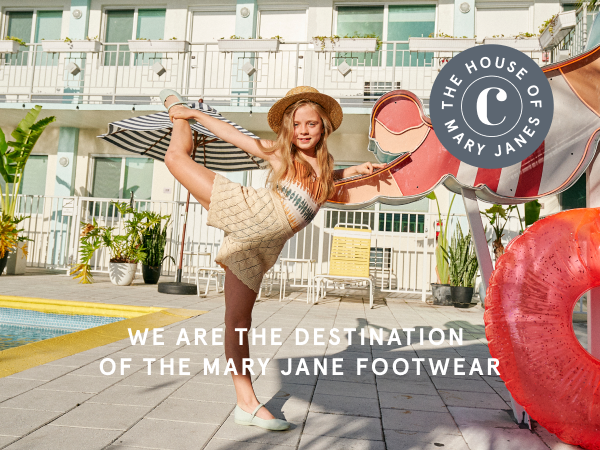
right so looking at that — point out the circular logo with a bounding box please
[430,44,553,169]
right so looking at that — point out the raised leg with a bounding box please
[224,267,276,421]
[163,97,215,211]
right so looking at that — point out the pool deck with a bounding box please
[0,270,586,450]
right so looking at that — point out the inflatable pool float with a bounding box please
[485,207,600,449]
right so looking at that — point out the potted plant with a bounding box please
[217,35,281,52]
[442,223,479,308]
[128,37,190,53]
[0,36,26,54]
[539,11,577,50]
[409,32,476,52]
[0,216,25,275]
[42,36,102,53]
[140,213,174,284]
[0,106,55,275]
[71,202,161,285]
[480,204,517,260]
[483,33,541,52]
[311,33,381,52]
[426,191,456,305]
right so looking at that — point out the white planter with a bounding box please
[0,40,21,54]
[128,40,190,53]
[217,39,280,52]
[483,37,541,52]
[109,262,137,286]
[42,40,102,53]
[539,11,577,50]
[408,37,476,52]
[312,38,378,52]
[6,241,27,275]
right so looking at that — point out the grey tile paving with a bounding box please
[448,406,551,449]
[0,273,577,450]
[0,389,93,412]
[384,429,471,450]
[298,434,386,450]
[303,411,383,440]
[381,408,461,435]
[314,379,377,399]
[147,398,233,424]
[379,392,447,412]
[38,374,121,393]
[52,403,151,430]
[309,392,380,417]
[87,384,174,407]
[3,425,122,450]
[113,417,217,450]
[7,364,75,381]
[0,378,46,401]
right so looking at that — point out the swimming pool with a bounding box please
[0,307,126,351]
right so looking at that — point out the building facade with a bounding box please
[0,0,591,283]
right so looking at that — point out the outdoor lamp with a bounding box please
[243,62,256,76]
[152,62,166,77]
[67,62,81,76]
[338,61,351,77]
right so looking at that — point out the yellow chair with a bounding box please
[314,224,375,308]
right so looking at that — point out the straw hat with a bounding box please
[267,86,343,133]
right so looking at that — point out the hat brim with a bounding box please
[268,92,343,133]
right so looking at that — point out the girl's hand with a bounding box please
[353,162,387,176]
[169,105,198,122]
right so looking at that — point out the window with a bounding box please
[90,157,154,215]
[0,155,48,214]
[336,6,384,67]
[335,5,436,68]
[4,10,62,66]
[378,212,425,233]
[91,157,154,200]
[104,9,166,66]
[387,6,436,67]
[560,173,586,210]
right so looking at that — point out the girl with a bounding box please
[161,86,384,431]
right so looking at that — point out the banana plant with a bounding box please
[0,106,56,220]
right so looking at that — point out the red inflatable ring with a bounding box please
[485,208,600,449]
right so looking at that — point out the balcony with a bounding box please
[0,41,462,109]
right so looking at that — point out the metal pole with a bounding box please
[176,132,200,283]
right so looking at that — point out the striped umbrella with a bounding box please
[97,101,266,294]
[97,101,267,171]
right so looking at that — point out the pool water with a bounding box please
[0,307,126,351]
[0,323,74,351]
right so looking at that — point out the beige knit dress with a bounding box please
[207,162,326,294]
[207,173,295,293]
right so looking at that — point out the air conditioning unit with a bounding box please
[364,82,401,102]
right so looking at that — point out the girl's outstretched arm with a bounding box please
[169,105,278,163]
[334,162,387,180]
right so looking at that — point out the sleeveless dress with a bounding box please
[206,161,325,293]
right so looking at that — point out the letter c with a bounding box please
[476,87,507,126]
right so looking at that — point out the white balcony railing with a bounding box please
[0,41,543,107]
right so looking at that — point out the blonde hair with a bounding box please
[261,100,336,203]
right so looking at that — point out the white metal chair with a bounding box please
[314,223,375,308]
[279,258,316,303]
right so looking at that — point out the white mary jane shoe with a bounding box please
[234,403,290,431]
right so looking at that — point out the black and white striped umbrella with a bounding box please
[97,102,267,172]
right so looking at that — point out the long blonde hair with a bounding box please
[261,99,336,203]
